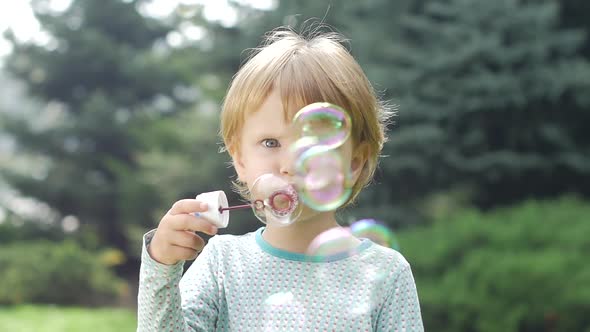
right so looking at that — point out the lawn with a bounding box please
[0,305,136,332]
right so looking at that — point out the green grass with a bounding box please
[0,305,136,332]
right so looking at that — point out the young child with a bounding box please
[137,27,424,331]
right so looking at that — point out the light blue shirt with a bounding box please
[137,228,424,331]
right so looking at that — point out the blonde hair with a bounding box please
[220,27,393,206]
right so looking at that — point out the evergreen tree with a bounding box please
[366,0,590,223]
[0,0,188,263]
[559,0,590,57]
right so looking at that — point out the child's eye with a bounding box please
[261,138,281,148]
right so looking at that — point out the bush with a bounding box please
[399,196,590,332]
[0,240,126,306]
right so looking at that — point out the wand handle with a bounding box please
[219,204,252,213]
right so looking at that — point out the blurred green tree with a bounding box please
[559,0,590,57]
[0,0,189,267]
[363,0,590,224]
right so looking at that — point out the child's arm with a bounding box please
[178,237,220,330]
[137,231,219,332]
[137,199,219,332]
[376,263,424,331]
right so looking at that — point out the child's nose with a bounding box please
[279,150,295,177]
[279,161,294,177]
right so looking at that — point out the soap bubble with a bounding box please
[293,102,351,149]
[294,146,352,211]
[250,174,301,226]
[289,103,354,212]
[306,227,358,260]
[350,219,399,250]
[289,136,318,159]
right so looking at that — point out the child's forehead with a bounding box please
[242,86,304,124]
[242,108,296,135]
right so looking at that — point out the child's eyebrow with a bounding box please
[255,128,295,139]
[253,128,277,135]
[253,131,283,139]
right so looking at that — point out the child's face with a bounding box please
[231,89,365,217]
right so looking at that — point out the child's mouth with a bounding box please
[267,185,299,217]
[250,174,303,225]
[253,184,299,218]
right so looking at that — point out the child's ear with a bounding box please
[229,147,246,183]
[350,142,370,184]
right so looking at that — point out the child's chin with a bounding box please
[293,204,326,224]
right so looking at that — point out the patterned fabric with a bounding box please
[137,228,424,331]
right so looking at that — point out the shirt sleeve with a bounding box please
[376,262,424,332]
[179,236,220,331]
[136,230,219,332]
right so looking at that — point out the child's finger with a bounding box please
[169,245,200,261]
[170,231,206,252]
[168,199,209,216]
[169,214,218,235]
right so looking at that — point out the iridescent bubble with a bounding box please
[250,173,301,226]
[350,219,400,250]
[294,146,352,211]
[289,103,354,212]
[289,136,318,159]
[293,102,351,149]
[306,227,358,259]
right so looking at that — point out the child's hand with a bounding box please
[148,199,219,265]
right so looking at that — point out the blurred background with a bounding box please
[1,0,589,331]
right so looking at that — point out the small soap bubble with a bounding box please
[350,219,400,250]
[293,102,351,149]
[294,147,352,211]
[250,173,301,226]
[306,227,358,259]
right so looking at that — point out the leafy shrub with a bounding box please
[0,240,126,306]
[399,196,590,332]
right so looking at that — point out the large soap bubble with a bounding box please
[294,145,352,211]
[292,102,351,150]
[290,102,354,212]
[306,227,359,260]
[350,219,400,250]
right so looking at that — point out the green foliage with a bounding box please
[399,197,590,332]
[0,305,135,332]
[0,0,190,257]
[374,0,590,219]
[0,218,64,244]
[560,0,590,57]
[0,241,125,306]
